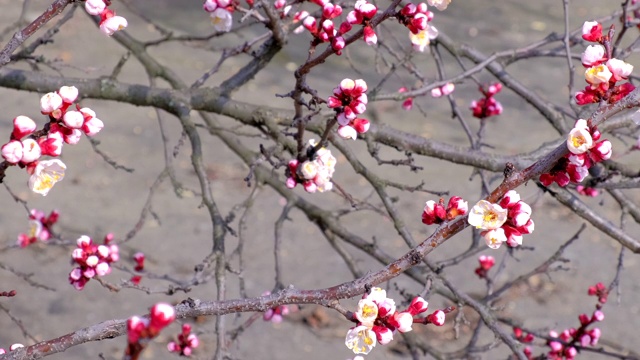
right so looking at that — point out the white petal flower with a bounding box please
[467,200,508,230]
[355,298,378,327]
[567,127,593,154]
[85,0,106,15]
[211,8,233,32]
[28,159,66,196]
[427,0,451,10]
[482,228,506,249]
[409,25,438,52]
[345,325,376,355]
[585,65,612,85]
[100,16,128,36]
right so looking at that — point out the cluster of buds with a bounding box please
[17,209,59,248]
[262,291,293,323]
[470,82,503,119]
[474,255,495,279]
[0,290,17,297]
[540,119,611,187]
[431,82,455,98]
[397,2,438,52]
[327,79,371,140]
[286,140,336,193]
[84,0,128,36]
[1,86,104,196]
[273,0,292,17]
[347,0,379,45]
[69,234,119,290]
[203,0,234,32]
[421,196,468,225]
[0,344,24,354]
[575,21,635,105]
[468,190,534,249]
[127,303,176,357]
[545,310,603,360]
[345,287,451,355]
[295,1,347,53]
[588,282,608,304]
[576,185,599,197]
[167,324,200,357]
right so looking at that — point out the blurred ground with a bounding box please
[0,0,639,359]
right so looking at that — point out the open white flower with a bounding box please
[409,25,438,52]
[567,121,593,154]
[211,8,233,32]
[100,15,128,36]
[427,0,451,10]
[468,200,507,230]
[345,325,376,354]
[28,159,66,196]
[482,228,506,249]
[355,298,378,327]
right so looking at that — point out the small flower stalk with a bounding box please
[467,190,534,249]
[286,139,336,193]
[345,287,453,355]
[69,233,119,290]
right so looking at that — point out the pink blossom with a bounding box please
[12,116,36,139]
[1,140,23,164]
[85,0,106,15]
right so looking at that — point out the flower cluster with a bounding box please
[127,303,176,357]
[588,282,608,304]
[396,2,439,52]
[286,140,336,193]
[167,324,200,357]
[470,82,503,119]
[347,0,379,45]
[1,86,104,196]
[575,21,635,105]
[17,209,59,248]
[326,78,371,140]
[474,255,495,279]
[203,0,234,32]
[468,190,534,249]
[84,0,128,36]
[421,196,468,225]
[431,82,455,98]
[513,327,535,358]
[262,291,293,323]
[69,234,119,290]
[345,287,450,355]
[0,344,24,354]
[540,119,612,187]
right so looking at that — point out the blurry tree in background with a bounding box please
[0,0,639,359]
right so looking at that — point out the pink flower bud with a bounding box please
[85,0,106,15]
[373,325,393,345]
[417,2,428,13]
[363,26,377,45]
[590,328,601,345]
[303,181,317,193]
[303,16,316,32]
[40,92,63,115]
[337,125,358,140]
[63,129,82,145]
[83,267,96,278]
[95,262,110,276]
[86,255,99,267]
[127,315,147,344]
[9,344,24,351]
[565,346,577,358]
[12,116,36,139]
[149,303,176,332]
[428,309,445,326]
[499,190,520,208]
[401,3,417,16]
[590,140,612,162]
[582,21,602,42]
[332,36,345,52]
[21,138,41,163]
[592,310,604,322]
[408,296,428,315]
[72,249,85,261]
[392,311,414,333]
[441,82,455,95]
[1,141,23,164]
[446,196,468,219]
[63,110,85,129]
[322,19,334,34]
[352,118,370,134]
[285,177,297,189]
[431,87,443,98]
[77,235,92,247]
[339,21,352,34]
[69,267,82,281]
[100,13,128,36]
[549,340,563,352]
[82,117,104,136]
[58,86,79,103]
[203,0,218,11]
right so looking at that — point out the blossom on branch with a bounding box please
[28,159,66,196]
[469,191,534,249]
